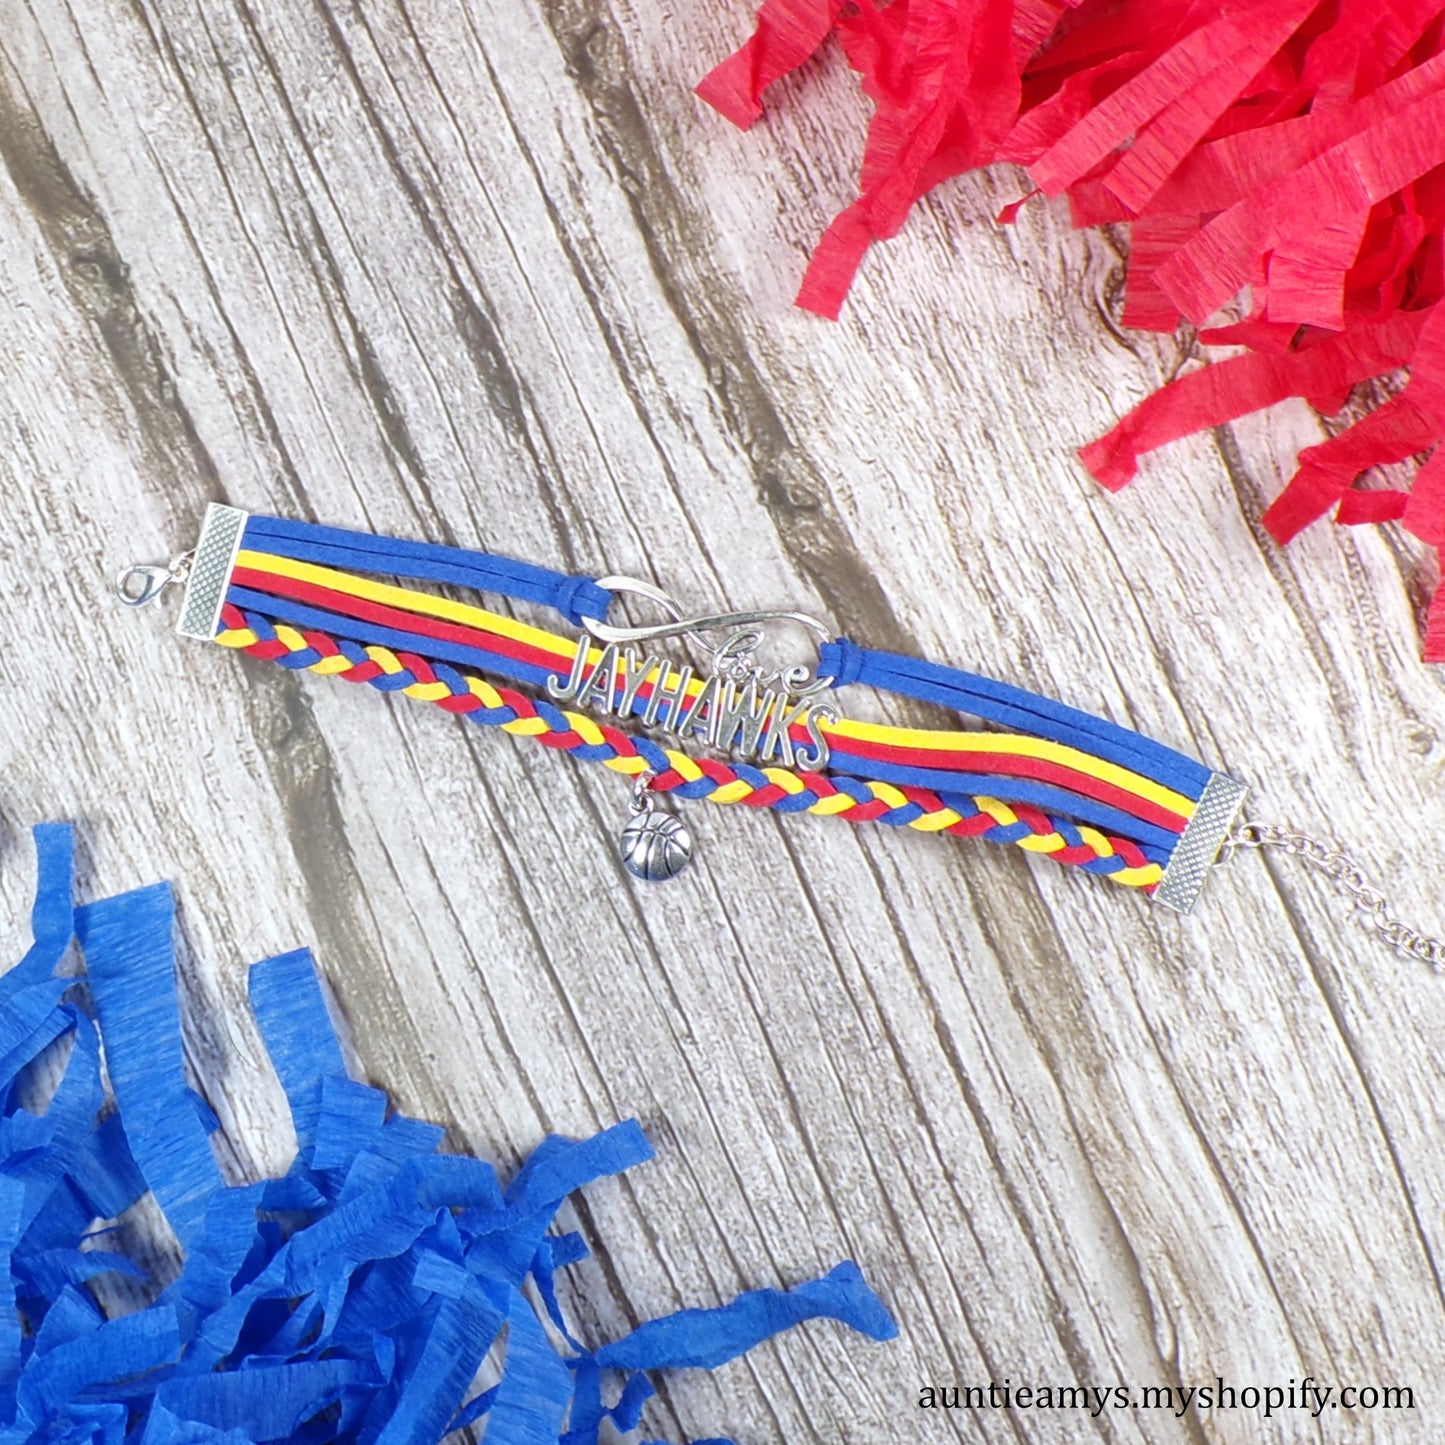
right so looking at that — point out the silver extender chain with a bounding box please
[1221,823,1445,971]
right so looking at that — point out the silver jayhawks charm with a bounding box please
[619,774,693,881]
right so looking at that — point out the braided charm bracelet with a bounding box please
[118,506,1443,956]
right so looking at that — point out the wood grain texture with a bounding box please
[1,3,1444,1441]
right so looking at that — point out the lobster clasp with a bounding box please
[114,554,193,609]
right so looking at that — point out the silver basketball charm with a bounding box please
[620,809,693,881]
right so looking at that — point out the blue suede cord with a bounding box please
[244,516,612,627]
[820,639,1211,800]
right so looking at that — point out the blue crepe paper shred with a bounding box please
[75,885,225,1251]
[0,825,897,1442]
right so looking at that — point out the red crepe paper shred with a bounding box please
[697,0,1445,659]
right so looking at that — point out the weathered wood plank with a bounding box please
[1,2,1444,1441]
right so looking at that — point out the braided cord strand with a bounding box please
[215,607,1163,889]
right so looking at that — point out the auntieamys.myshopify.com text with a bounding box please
[917,1378,1414,1421]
